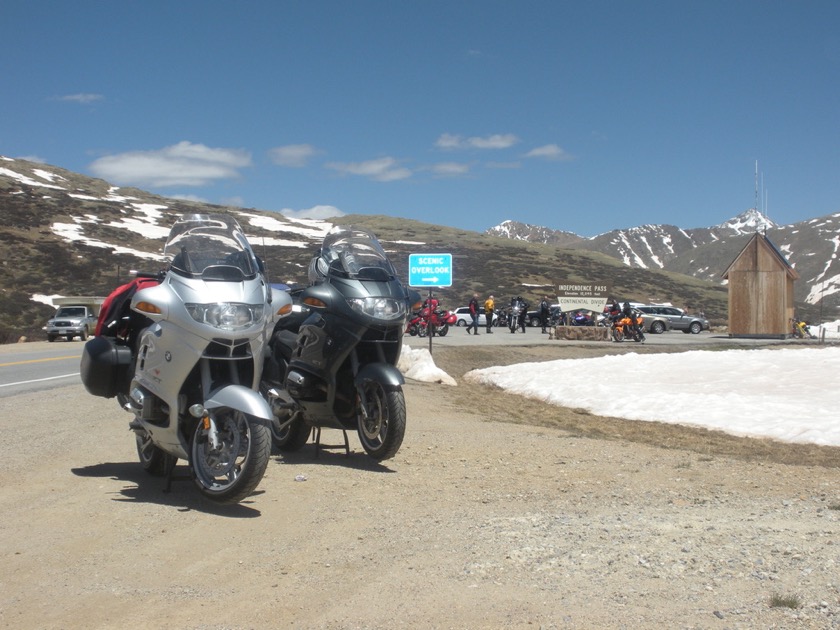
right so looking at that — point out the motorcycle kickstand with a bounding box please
[162,455,178,494]
[313,427,351,458]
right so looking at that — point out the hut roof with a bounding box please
[722,232,799,280]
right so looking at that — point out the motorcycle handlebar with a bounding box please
[129,270,166,281]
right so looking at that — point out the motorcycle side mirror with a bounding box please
[408,290,423,311]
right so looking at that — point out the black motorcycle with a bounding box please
[508,299,528,333]
[261,227,415,461]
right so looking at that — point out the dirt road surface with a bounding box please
[1,341,838,629]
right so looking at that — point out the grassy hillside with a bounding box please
[0,163,729,342]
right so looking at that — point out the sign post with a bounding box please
[408,253,453,354]
[556,283,611,323]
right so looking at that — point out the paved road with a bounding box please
[0,340,84,397]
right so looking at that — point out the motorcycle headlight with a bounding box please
[347,297,406,321]
[185,302,266,331]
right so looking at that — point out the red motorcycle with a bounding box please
[406,302,457,337]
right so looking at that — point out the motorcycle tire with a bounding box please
[189,408,271,505]
[357,381,406,462]
[418,324,428,338]
[271,416,311,452]
[136,428,177,477]
[611,328,624,342]
[407,324,418,336]
[437,323,449,337]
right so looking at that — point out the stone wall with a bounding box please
[549,325,611,341]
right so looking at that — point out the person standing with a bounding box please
[466,293,480,335]
[539,296,551,333]
[484,294,495,333]
[517,296,529,333]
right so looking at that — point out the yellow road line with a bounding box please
[0,355,81,367]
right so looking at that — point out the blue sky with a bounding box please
[3,1,839,237]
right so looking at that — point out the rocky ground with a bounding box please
[1,342,839,629]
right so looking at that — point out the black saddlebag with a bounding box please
[80,336,134,399]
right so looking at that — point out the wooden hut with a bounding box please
[722,232,798,338]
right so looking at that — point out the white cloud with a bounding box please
[435,133,463,150]
[268,144,319,167]
[280,205,345,220]
[57,93,103,104]
[326,156,412,182]
[485,161,522,169]
[170,193,207,202]
[430,162,471,177]
[89,141,252,187]
[524,144,574,161]
[435,133,520,150]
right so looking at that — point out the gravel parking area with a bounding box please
[0,340,837,628]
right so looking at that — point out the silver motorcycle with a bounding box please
[81,213,287,504]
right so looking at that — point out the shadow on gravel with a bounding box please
[272,445,396,474]
[71,461,263,517]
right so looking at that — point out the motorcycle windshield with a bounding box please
[319,227,397,282]
[163,213,259,280]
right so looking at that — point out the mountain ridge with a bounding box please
[0,154,809,341]
[488,208,839,312]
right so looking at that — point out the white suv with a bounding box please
[453,306,498,327]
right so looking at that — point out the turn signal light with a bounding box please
[134,301,162,314]
[275,303,294,317]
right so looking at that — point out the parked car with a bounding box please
[453,306,498,327]
[635,305,709,334]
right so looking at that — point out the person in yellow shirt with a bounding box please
[484,295,495,333]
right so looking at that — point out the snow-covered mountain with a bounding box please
[486,220,584,247]
[487,208,840,310]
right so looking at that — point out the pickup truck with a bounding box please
[43,305,99,342]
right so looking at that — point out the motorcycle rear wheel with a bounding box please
[190,408,271,504]
[136,429,177,477]
[357,381,406,461]
[271,416,312,452]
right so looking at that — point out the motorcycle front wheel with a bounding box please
[357,381,406,462]
[611,328,624,342]
[436,323,449,337]
[190,408,271,504]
